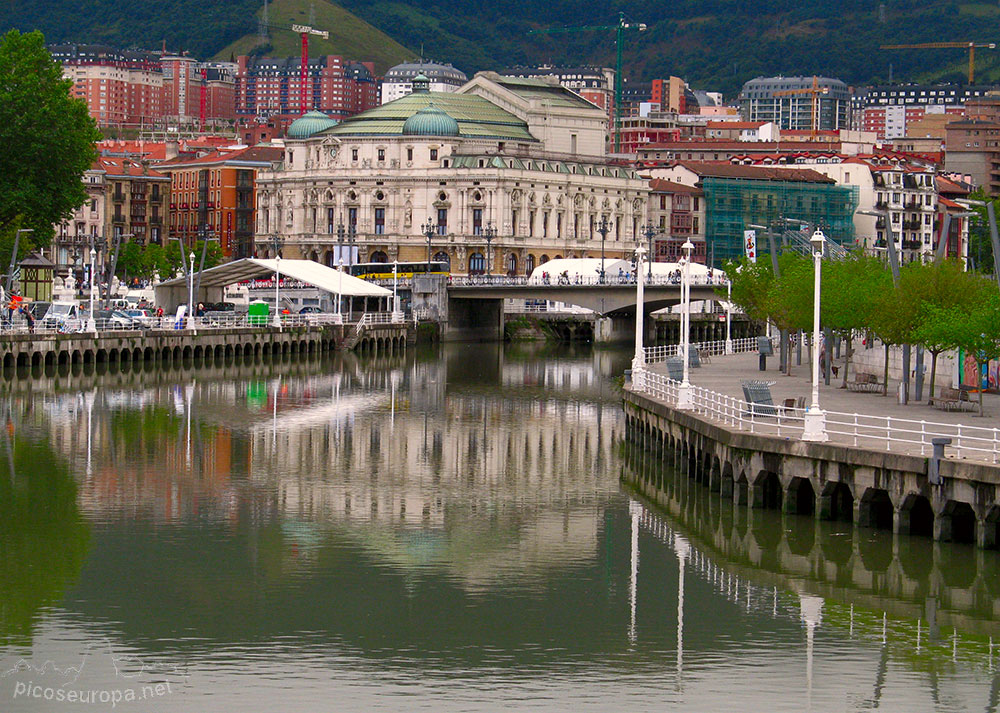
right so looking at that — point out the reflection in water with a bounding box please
[0,346,999,711]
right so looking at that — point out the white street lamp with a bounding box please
[677,240,695,409]
[188,251,196,334]
[725,276,733,355]
[392,259,403,322]
[333,258,344,324]
[87,247,98,334]
[632,244,647,374]
[802,229,828,442]
[273,251,282,330]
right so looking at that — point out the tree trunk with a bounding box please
[928,351,938,404]
[883,343,890,396]
[841,334,852,388]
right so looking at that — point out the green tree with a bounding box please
[917,290,1000,416]
[0,30,100,253]
[902,260,990,402]
[766,253,814,375]
[966,188,997,275]
[821,255,890,388]
[193,239,224,270]
[722,256,774,324]
[115,241,144,282]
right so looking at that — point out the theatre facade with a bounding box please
[255,72,649,276]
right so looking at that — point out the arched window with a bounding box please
[539,254,550,265]
[525,254,536,275]
[370,250,389,263]
[506,253,518,276]
[469,252,485,274]
[433,251,450,266]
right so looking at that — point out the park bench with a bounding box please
[741,380,780,417]
[697,346,712,364]
[933,387,976,412]
[847,373,882,393]
[665,357,685,381]
[689,348,701,368]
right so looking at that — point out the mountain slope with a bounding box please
[213,0,412,73]
[5,0,1000,94]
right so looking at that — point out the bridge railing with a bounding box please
[449,274,730,288]
[632,366,1000,464]
[0,312,357,336]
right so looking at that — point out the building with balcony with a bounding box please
[52,166,107,279]
[237,55,378,121]
[647,180,706,263]
[255,73,646,275]
[738,76,851,132]
[158,145,283,258]
[99,157,171,245]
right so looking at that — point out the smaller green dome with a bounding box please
[402,103,459,137]
[286,111,338,139]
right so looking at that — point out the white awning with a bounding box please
[156,259,392,298]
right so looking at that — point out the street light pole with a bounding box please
[632,244,646,374]
[725,277,733,355]
[392,259,403,321]
[270,234,283,330]
[677,240,695,409]
[484,222,496,280]
[5,228,32,297]
[334,258,344,324]
[188,251,196,334]
[422,219,435,273]
[87,247,97,334]
[597,216,610,284]
[803,230,828,442]
[642,222,660,280]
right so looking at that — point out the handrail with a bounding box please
[631,364,1000,464]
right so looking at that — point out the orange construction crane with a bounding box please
[773,76,829,137]
[880,42,997,84]
[262,22,330,115]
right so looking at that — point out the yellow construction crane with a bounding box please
[773,76,829,137]
[880,42,997,84]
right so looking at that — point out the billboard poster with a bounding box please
[743,230,757,263]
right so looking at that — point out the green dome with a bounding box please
[286,111,338,139]
[402,103,459,137]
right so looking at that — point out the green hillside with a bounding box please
[214,0,412,73]
[5,0,1000,94]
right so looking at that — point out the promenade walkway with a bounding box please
[639,347,1000,464]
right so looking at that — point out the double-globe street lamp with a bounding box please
[421,219,436,273]
[632,245,647,376]
[802,229,828,442]
[87,247,98,334]
[269,234,284,330]
[483,222,497,279]
[188,251,196,334]
[676,240,695,410]
[641,222,661,280]
[596,216,611,284]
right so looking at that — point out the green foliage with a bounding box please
[6,1,1000,96]
[722,257,774,324]
[916,288,1000,415]
[966,188,997,274]
[822,255,889,338]
[0,30,100,252]
[765,253,813,334]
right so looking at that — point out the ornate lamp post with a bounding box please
[392,259,403,321]
[483,222,497,279]
[597,216,611,284]
[632,244,646,375]
[269,234,284,330]
[87,247,98,334]
[802,229,828,441]
[641,222,661,280]
[422,218,435,273]
[334,258,344,324]
[187,251,196,334]
[677,240,695,409]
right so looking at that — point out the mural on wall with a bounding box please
[959,351,1000,391]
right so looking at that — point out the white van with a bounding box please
[41,302,82,331]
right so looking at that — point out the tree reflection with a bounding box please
[0,439,90,645]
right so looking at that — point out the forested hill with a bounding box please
[6,0,1000,96]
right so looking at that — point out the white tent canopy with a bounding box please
[154,258,391,311]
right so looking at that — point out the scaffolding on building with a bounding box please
[701,177,859,266]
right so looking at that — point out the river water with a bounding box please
[1,344,998,712]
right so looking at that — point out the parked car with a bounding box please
[123,309,154,327]
[41,302,82,331]
[298,306,324,314]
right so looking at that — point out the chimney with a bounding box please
[166,139,179,159]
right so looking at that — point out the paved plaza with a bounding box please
[645,348,1000,463]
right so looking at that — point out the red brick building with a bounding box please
[235,55,378,121]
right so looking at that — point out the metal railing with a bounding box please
[643,336,767,364]
[0,311,392,336]
[353,312,402,335]
[632,365,1000,464]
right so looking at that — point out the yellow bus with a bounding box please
[348,261,449,280]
